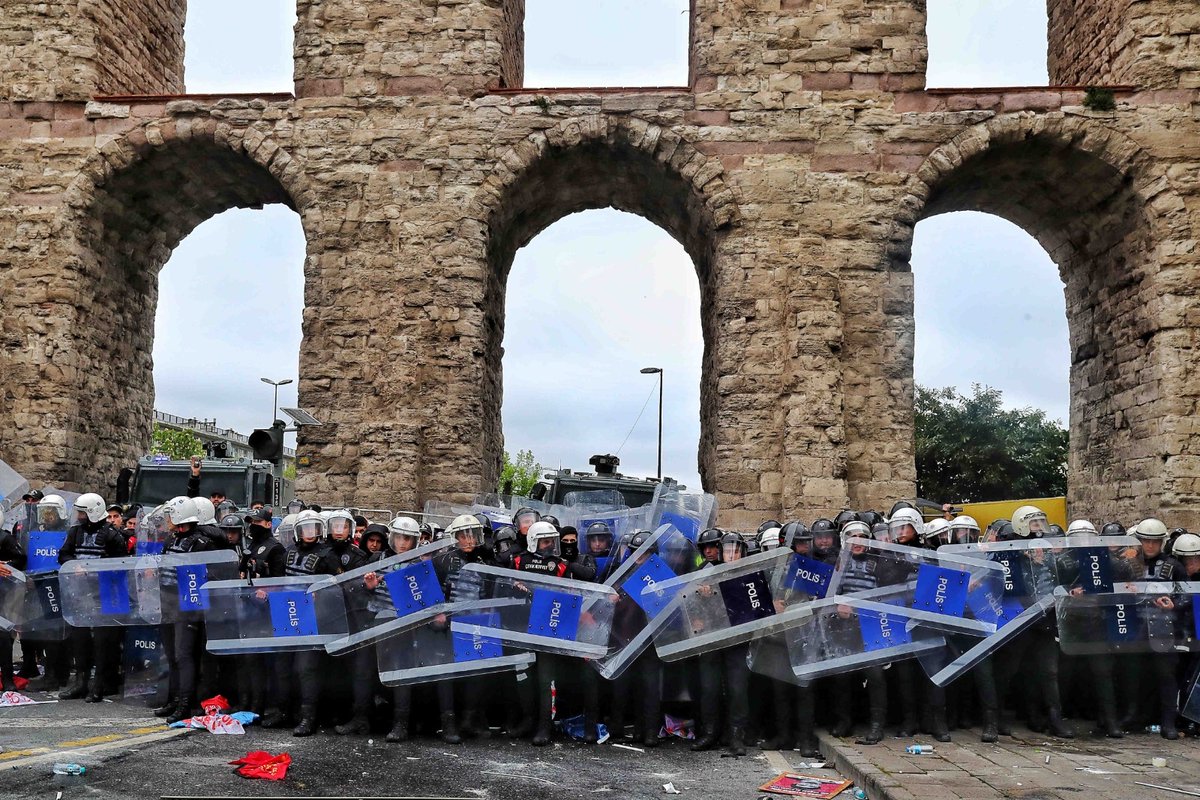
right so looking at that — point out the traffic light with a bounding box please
[249,420,286,463]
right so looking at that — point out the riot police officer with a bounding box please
[431,514,495,743]
[0,521,27,691]
[159,498,217,723]
[325,510,376,736]
[1130,518,1184,739]
[57,493,126,703]
[284,510,340,736]
[512,521,571,745]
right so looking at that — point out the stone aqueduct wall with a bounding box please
[0,1,1199,530]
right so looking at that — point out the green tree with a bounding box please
[150,423,205,460]
[915,384,1068,504]
[498,449,542,496]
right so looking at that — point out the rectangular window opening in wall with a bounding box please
[926,0,1049,89]
[523,0,691,89]
[184,0,296,94]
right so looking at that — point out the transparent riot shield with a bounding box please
[276,515,297,550]
[59,556,162,627]
[135,505,170,555]
[1183,663,1200,724]
[120,625,167,706]
[644,547,809,662]
[309,539,461,656]
[0,459,29,521]
[919,536,1141,685]
[448,564,620,658]
[591,524,700,680]
[780,540,1006,682]
[0,565,29,631]
[649,491,718,543]
[19,572,68,640]
[575,506,651,543]
[1055,580,1200,656]
[158,550,240,622]
[377,600,537,686]
[561,489,626,508]
[20,526,68,574]
[422,500,476,529]
[202,574,349,654]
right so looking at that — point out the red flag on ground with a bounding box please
[229,750,291,781]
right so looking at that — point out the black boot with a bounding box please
[334,714,369,735]
[508,676,534,738]
[462,708,491,739]
[440,711,463,744]
[724,725,746,757]
[859,698,886,745]
[691,724,719,751]
[980,707,999,744]
[583,713,598,744]
[1047,707,1074,739]
[58,677,88,701]
[165,696,194,725]
[292,706,318,737]
[1093,678,1124,738]
[152,696,179,718]
[641,698,660,748]
[260,707,289,729]
[830,693,853,738]
[85,687,105,703]
[386,719,408,742]
[531,714,553,747]
[930,705,951,743]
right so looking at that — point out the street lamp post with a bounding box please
[260,377,294,423]
[640,367,663,481]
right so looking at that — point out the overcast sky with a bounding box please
[161,0,1061,491]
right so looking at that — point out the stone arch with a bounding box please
[51,117,313,489]
[467,115,740,494]
[876,114,1192,523]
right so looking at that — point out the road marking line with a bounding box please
[0,747,51,761]
[764,749,793,773]
[0,727,190,770]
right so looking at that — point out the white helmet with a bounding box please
[193,497,217,526]
[1066,519,1097,537]
[949,515,980,544]
[326,509,356,541]
[527,520,560,556]
[841,520,871,542]
[758,526,782,550]
[888,508,924,541]
[166,497,201,526]
[446,514,484,549]
[295,509,325,543]
[1134,517,1169,540]
[1011,506,1049,538]
[37,494,68,527]
[75,492,107,524]
[388,516,420,552]
[922,517,950,545]
[1171,533,1200,558]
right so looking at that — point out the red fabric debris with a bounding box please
[201,694,230,714]
[229,750,291,781]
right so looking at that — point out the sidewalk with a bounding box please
[816,726,1200,800]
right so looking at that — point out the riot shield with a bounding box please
[20,526,68,575]
[135,505,170,555]
[591,524,700,680]
[1183,664,1200,724]
[448,564,619,658]
[377,600,536,686]
[59,556,162,627]
[422,500,476,529]
[0,459,29,518]
[201,574,349,654]
[0,565,29,631]
[120,625,167,706]
[643,547,808,662]
[574,506,650,543]
[919,536,1141,685]
[648,491,718,543]
[1054,580,1200,656]
[158,550,240,622]
[19,572,68,639]
[309,539,462,656]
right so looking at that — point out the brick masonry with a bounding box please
[0,2,1198,530]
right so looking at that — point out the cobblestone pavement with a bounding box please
[817,726,1200,800]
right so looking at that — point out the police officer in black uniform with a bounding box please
[1129,518,1185,739]
[57,493,126,703]
[0,521,27,690]
[284,510,341,737]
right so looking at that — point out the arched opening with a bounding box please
[911,211,1069,501]
[882,124,1160,522]
[925,0,1048,88]
[67,132,307,489]
[184,0,297,93]
[479,123,735,499]
[153,207,305,450]
[503,209,703,488]
[523,0,690,87]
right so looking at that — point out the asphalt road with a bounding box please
[0,689,836,799]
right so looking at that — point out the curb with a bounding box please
[817,731,914,800]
